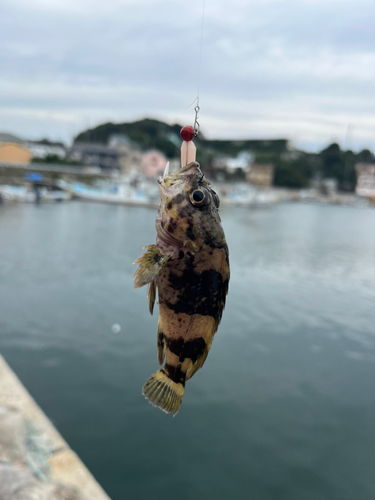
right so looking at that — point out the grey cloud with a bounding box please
[0,0,375,150]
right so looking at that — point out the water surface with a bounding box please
[1,201,375,500]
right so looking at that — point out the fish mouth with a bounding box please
[179,161,200,174]
[156,219,184,248]
[158,161,201,189]
[163,160,200,177]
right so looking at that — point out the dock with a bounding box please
[0,354,111,499]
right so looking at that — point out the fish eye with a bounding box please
[190,189,206,206]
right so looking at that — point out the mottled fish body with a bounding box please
[134,161,229,415]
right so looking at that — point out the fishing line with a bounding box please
[196,0,206,104]
[185,0,206,137]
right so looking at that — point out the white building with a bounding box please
[26,140,66,159]
[355,163,375,198]
[213,151,255,172]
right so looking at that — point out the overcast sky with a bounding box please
[1,0,374,151]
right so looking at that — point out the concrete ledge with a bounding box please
[0,354,111,499]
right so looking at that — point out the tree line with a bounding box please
[74,119,375,192]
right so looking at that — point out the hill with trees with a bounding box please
[75,118,374,192]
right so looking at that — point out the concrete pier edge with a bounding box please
[0,353,111,499]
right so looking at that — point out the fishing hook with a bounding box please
[194,105,200,138]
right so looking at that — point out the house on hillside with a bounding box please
[108,135,142,174]
[0,134,66,162]
[355,163,375,198]
[246,163,274,187]
[213,152,254,172]
[0,143,31,164]
[210,151,254,181]
[26,139,66,159]
[68,143,119,171]
[141,150,167,178]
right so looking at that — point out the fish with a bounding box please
[133,161,230,415]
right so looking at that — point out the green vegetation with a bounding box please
[75,119,374,191]
[75,119,183,158]
[274,160,312,188]
[31,154,78,166]
[74,119,289,161]
[275,144,371,191]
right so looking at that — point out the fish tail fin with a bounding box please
[142,369,184,416]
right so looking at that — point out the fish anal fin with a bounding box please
[133,245,170,289]
[148,280,157,315]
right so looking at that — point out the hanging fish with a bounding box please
[133,160,230,415]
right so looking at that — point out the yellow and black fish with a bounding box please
[133,161,229,415]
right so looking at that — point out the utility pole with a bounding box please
[342,124,354,191]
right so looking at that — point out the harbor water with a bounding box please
[1,201,375,500]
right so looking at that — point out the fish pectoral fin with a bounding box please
[133,245,171,289]
[148,280,157,316]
